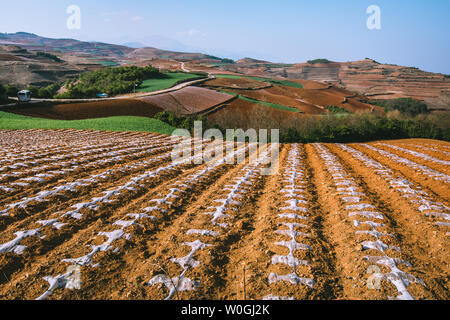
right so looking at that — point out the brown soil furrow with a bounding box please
[0,140,211,289]
[0,144,242,299]
[307,143,432,299]
[0,140,174,198]
[0,136,163,181]
[0,136,177,200]
[372,143,450,176]
[0,138,135,169]
[31,144,256,299]
[0,144,176,228]
[140,145,274,300]
[229,143,342,300]
[0,137,208,236]
[0,130,157,156]
[398,143,450,160]
[354,144,449,201]
[334,144,449,233]
[328,143,448,298]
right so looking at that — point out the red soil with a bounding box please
[139,86,234,115]
[3,99,164,120]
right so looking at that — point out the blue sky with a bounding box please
[1,0,449,73]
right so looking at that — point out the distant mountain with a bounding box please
[0,32,134,57]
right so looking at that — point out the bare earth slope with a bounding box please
[138,86,235,115]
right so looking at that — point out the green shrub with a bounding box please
[368,98,429,116]
[5,85,18,97]
[307,59,331,64]
[36,51,62,62]
[61,65,163,98]
[326,105,351,114]
[279,113,448,143]
[0,84,6,102]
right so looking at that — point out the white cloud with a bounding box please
[131,16,143,22]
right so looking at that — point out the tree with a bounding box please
[5,85,18,97]
[0,84,6,102]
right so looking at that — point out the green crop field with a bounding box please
[0,111,177,135]
[96,61,120,67]
[218,90,300,113]
[137,72,203,93]
[239,96,301,113]
[214,74,303,89]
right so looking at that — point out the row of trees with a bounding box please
[154,111,206,131]
[55,65,163,99]
[1,84,20,97]
[279,113,449,143]
[307,58,331,64]
[362,98,429,116]
[25,83,61,99]
[181,103,449,143]
[0,84,7,102]
[36,52,62,62]
[0,83,61,99]
[326,105,351,114]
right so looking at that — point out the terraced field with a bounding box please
[0,130,448,300]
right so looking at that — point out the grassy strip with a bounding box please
[239,96,301,113]
[214,74,303,89]
[137,72,204,93]
[0,111,176,135]
[218,90,300,113]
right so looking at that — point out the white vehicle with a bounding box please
[17,90,31,102]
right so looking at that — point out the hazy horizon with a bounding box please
[1,0,449,74]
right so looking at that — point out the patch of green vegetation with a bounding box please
[280,113,450,143]
[137,72,204,93]
[217,89,299,113]
[239,96,301,113]
[307,59,331,64]
[0,111,176,134]
[210,63,231,67]
[96,61,119,67]
[326,105,351,114]
[261,63,294,68]
[154,111,208,132]
[0,84,7,103]
[214,74,303,89]
[26,83,61,99]
[55,65,163,98]
[36,51,62,62]
[4,85,18,97]
[361,98,429,116]
[218,90,238,97]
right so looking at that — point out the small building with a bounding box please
[17,90,31,102]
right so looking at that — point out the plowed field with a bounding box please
[0,130,448,300]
